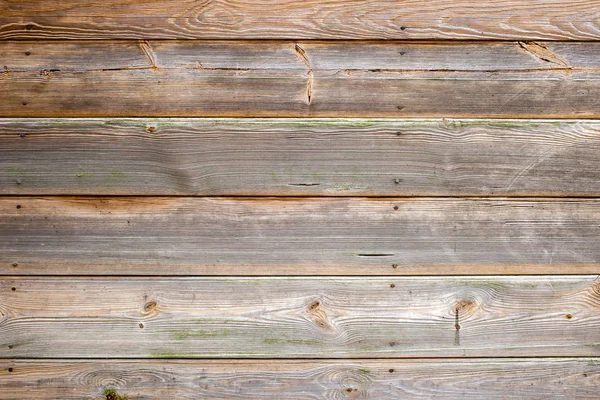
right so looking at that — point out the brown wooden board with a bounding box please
[1,1,600,40]
[1,197,599,275]
[1,359,599,399]
[2,118,600,196]
[1,41,599,117]
[1,276,600,358]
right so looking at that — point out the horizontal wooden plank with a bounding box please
[1,359,599,399]
[1,1,600,40]
[1,276,600,358]
[2,197,599,275]
[2,118,600,196]
[1,41,599,117]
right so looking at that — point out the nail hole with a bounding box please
[16,179,22,185]
[25,52,30,56]
[389,341,396,347]
[7,368,13,373]
[389,368,394,373]
[26,25,33,30]
[393,205,399,210]
[22,102,27,107]
[11,287,16,291]
[12,263,17,268]
[565,314,573,319]
[392,264,398,269]
[400,26,406,30]
[397,105,404,110]
[390,284,395,288]
[394,178,402,184]
[139,323,144,328]
[8,345,13,349]
[16,205,21,209]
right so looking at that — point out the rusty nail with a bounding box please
[397,105,404,110]
[19,133,25,137]
[26,24,33,30]
[12,263,17,267]
[392,264,398,268]
[400,26,406,30]
[16,204,21,209]
[390,284,395,288]
[393,205,399,210]
[389,368,394,373]
[396,131,402,136]
[25,52,31,56]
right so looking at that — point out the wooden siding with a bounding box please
[1,2,599,398]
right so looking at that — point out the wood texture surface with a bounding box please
[2,276,600,358]
[1,197,599,275]
[1,359,599,399]
[2,118,600,196]
[2,41,599,117]
[1,1,600,40]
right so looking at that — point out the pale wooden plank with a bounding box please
[2,197,599,275]
[1,276,599,358]
[1,0,600,40]
[2,118,600,197]
[1,40,599,117]
[1,359,599,399]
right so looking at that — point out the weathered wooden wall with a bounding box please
[1,1,599,399]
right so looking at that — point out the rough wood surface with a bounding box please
[1,197,600,275]
[2,118,600,196]
[1,359,599,399]
[1,41,599,117]
[1,1,600,40]
[2,276,600,358]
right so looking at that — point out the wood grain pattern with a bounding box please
[1,0,600,40]
[1,197,600,275]
[1,276,600,358]
[2,118,600,196]
[2,41,599,117]
[1,359,599,399]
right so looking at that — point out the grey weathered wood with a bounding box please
[2,118,600,196]
[1,1,600,40]
[1,41,599,117]
[1,197,600,275]
[1,359,599,399]
[1,276,599,358]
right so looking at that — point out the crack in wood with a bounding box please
[295,44,313,104]
[517,41,570,69]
